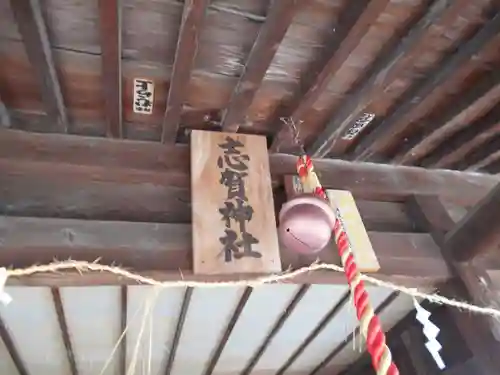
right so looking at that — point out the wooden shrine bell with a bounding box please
[278,194,336,254]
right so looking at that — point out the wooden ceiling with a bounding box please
[1,0,500,173]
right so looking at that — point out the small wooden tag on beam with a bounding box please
[191,130,282,275]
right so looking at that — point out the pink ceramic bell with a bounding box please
[278,194,336,254]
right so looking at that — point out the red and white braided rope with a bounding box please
[296,155,399,375]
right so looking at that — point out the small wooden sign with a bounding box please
[191,130,281,275]
[133,78,154,114]
[326,189,380,272]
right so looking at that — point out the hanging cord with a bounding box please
[285,119,399,375]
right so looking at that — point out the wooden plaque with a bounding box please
[191,130,281,275]
[326,189,380,272]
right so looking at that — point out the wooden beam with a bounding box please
[0,315,29,375]
[240,285,310,375]
[163,287,192,375]
[465,143,500,171]
[220,0,301,132]
[270,0,389,152]
[98,0,123,138]
[9,0,68,132]
[203,288,252,375]
[276,291,350,375]
[445,182,500,262]
[0,216,450,287]
[161,0,208,143]
[352,13,500,161]
[51,288,78,375]
[423,105,500,169]
[396,70,500,166]
[1,130,499,208]
[406,195,500,371]
[307,0,453,158]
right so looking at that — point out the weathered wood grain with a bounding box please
[191,130,281,274]
[353,12,500,161]
[9,0,68,131]
[396,70,500,166]
[161,0,209,143]
[220,0,301,132]
[0,216,191,270]
[1,130,498,208]
[98,0,123,138]
[424,105,500,169]
[0,216,449,286]
[270,0,389,152]
[307,0,454,158]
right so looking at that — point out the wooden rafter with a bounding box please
[10,0,68,132]
[395,71,500,166]
[119,286,127,375]
[309,292,399,375]
[466,144,500,171]
[276,291,350,375]
[307,0,453,158]
[220,0,301,132]
[163,287,192,375]
[352,12,500,161]
[270,0,389,152]
[51,288,78,375]
[241,286,310,375]
[161,0,208,143]
[98,0,123,138]
[203,288,252,375]
[421,104,500,169]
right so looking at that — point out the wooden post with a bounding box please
[190,130,281,275]
[406,195,500,373]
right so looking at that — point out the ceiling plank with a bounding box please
[270,0,389,152]
[240,285,310,375]
[445,182,500,262]
[203,288,253,375]
[352,12,500,161]
[161,0,209,143]
[51,288,79,375]
[97,0,123,138]
[275,291,350,375]
[421,105,500,169]
[0,315,29,375]
[309,292,400,375]
[9,0,68,132]
[396,72,500,166]
[0,216,450,287]
[307,0,453,158]
[220,0,301,132]
[163,287,193,375]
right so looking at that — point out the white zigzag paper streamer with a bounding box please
[414,298,445,370]
[0,268,12,306]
